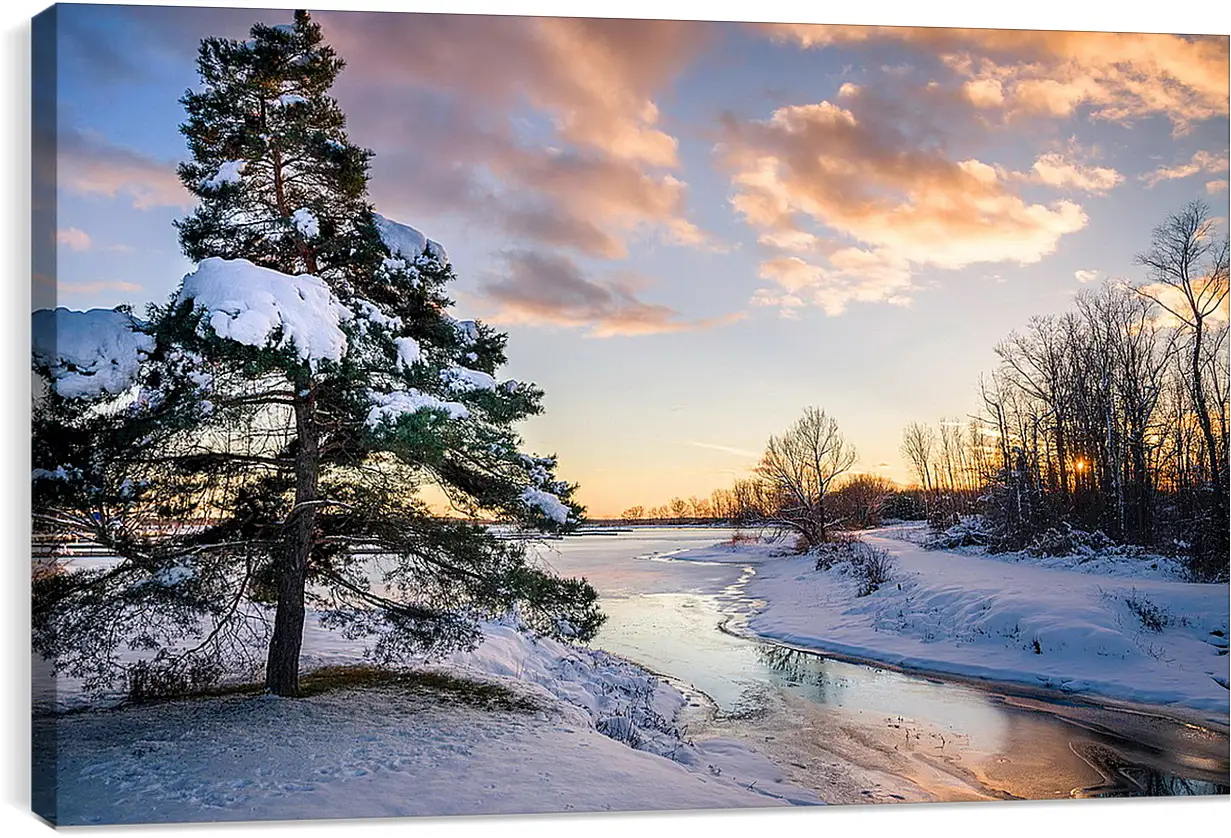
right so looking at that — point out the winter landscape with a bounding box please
[30,4,1230,828]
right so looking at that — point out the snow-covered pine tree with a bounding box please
[32,10,602,699]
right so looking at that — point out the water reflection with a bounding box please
[1072,742,1229,797]
[756,644,1010,745]
[541,528,1228,800]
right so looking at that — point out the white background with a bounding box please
[2,1,1228,836]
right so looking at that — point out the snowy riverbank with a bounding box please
[38,618,820,825]
[674,528,1230,723]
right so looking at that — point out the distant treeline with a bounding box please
[898,202,1228,580]
[621,202,1229,582]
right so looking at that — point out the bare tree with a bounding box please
[621,505,645,524]
[829,474,897,529]
[755,407,857,548]
[709,487,737,521]
[900,422,935,492]
[1134,200,1230,526]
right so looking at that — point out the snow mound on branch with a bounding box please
[454,319,479,343]
[352,299,401,331]
[522,487,570,524]
[200,160,244,190]
[394,337,421,369]
[373,212,448,265]
[291,208,318,238]
[277,93,307,108]
[442,365,497,392]
[366,389,469,427]
[32,308,154,398]
[178,258,350,366]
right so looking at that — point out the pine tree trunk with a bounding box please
[265,382,319,697]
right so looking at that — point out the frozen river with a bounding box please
[535,527,1229,802]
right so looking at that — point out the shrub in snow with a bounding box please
[923,515,990,550]
[813,537,896,597]
[811,532,860,571]
[880,491,927,521]
[1024,524,1116,558]
[1120,589,1175,633]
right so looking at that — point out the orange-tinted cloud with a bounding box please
[1025,152,1121,194]
[760,25,1229,132]
[752,249,915,317]
[56,227,92,251]
[58,280,144,295]
[719,96,1089,314]
[320,13,714,259]
[479,249,743,337]
[1142,149,1230,187]
[56,128,190,210]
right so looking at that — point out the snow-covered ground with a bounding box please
[677,528,1229,723]
[39,617,820,825]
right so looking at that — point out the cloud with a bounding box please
[1139,278,1230,327]
[57,280,144,295]
[1026,152,1121,194]
[1075,269,1100,284]
[56,227,92,251]
[478,249,742,337]
[752,250,915,317]
[718,97,1088,314]
[319,13,715,259]
[1141,149,1230,187]
[687,441,759,458]
[1209,180,1230,193]
[56,128,190,210]
[759,25,1229,132]
[47,9,718,257]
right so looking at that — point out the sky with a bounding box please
[35,2,1231,516]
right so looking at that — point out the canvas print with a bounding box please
[30,3,1230,826]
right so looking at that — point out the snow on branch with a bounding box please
[441,365,497,393]
[32,307,155,398]
[366,389,470,427]
[178,257,350,366]
[372,212,448,265]
[394,337,422,370]
[453,319,479,344]
[291,208,319,238]
[521,487,571,524]
[200,160,245,190]
[351,299,402,331]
